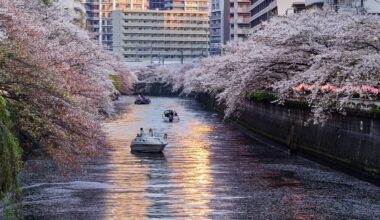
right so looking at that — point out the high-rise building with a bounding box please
[249,0,306,30]
[112,10,210,62]
[230,0,250,41]
[83,0,149,49]
[209,0,230,55]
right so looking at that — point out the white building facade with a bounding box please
[112,10,210,62]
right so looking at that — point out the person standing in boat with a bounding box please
[149,128,153,136]
[140,128,145,137]
[169,113,174,122]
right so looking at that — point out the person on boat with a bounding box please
[140,128,145,137]
[138,94,142,100]
[149,128,153,136]
[169,113,174,122]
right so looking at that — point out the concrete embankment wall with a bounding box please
[196,93,380,183]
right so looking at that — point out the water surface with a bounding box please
[14,96,380,219]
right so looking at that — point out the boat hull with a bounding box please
[135,99,151,105]
[130,143,167,153]
[162,117,180,122]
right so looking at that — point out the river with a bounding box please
[11,96,380,219]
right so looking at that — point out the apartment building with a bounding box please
[230,0,251,40]
[112,10,210,62]
[209,0,230,55]
[249,0,305,30]
[83,0,148,49]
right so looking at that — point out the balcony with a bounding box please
[122,50,208,56]
[237,7,250,13]
[210,15,221,20]
[123,43,208,49]
[123,22,209,28]
[123,15,209,21]
[123,36,208,42]
[230,17,250,24]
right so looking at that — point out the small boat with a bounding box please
[135,97,151,105]
[162,110,180,122]
[130,131,168,153]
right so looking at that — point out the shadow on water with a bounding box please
[15,96,380,220]
[131,152,166,160]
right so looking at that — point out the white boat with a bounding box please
[162,110,180,122]
[130,132,168,153]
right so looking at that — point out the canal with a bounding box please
[15,96,380,219]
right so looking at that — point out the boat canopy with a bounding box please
[164,110,177,117]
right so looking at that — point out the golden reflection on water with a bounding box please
[166,121,214,217]
[103,104,151,219]
[103,143,151,220]
[103,97,216,219]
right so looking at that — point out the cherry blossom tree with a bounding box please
[0,0,134,170]
[54,0,86,27]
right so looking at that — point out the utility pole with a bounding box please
[205,29,209,57]
[150,43,153,64]
[190,42,193,58]
[135,47,138,62]
[180,49,184,64]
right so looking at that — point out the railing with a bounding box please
[286,97,380,112]
[123,44,207,49]
[123,36,208,42]
[123,50,206,56]
[123,29,207,35]
[122,15,209,21]
[123,22,209,28]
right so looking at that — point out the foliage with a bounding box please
[109,74,132,94]
[247,90,277,102]
[139,10,380,124]
[370,104,380,114]
[0,96,22,197]
[41,0,51,5]
[1,193,19,220]
[110,75,123,92]
[0,0,134,170]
